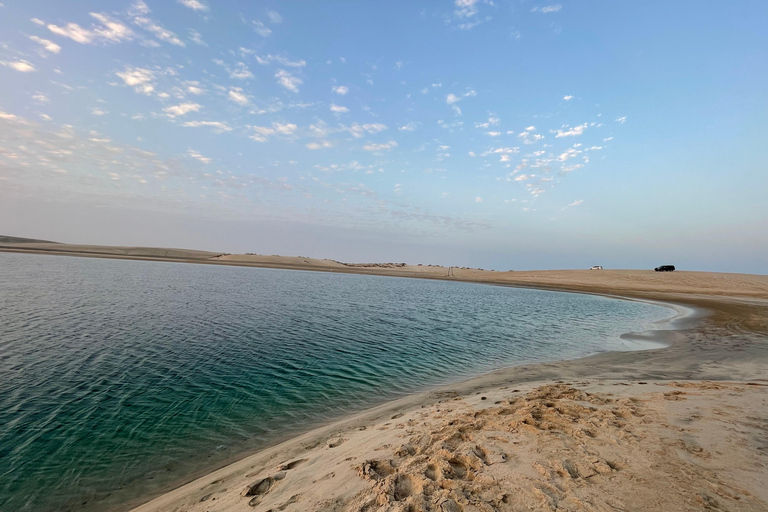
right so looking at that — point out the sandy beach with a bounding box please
[3,240,768,511]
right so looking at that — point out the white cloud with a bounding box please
[532,4,562,13]
[563,95,573,101]
[330,104,349,113]
[181,120,232,132]
[276,69,301,92]
[475,196,483,202]
[514,174,530,181]
[187,149,212,163]
[399,122,417,132]
[46,13,134,45]
[91,107,107,116]
[116,67,155,95]
[615,116,627,124]
[252,20,272,37]
[332,85,349,95]
[255,54,306,67]
[186,82,206,95]
[554,123,587,138]
[603,136,614,142]
[129,1,150,16]
[250,125,275,142]
[563,199,583,210]
[557,148,580,161]
[32,93,49,104]
[306,141,332,150]
[517,127,544,144]
[363,140,398,151]
[454,0,480,18]
[1,60,36,72]
[267,10,283,23]
[446,93,461,105]
[29,35,61,54]
[163,102,202,117]
[344,123,387,138]
[228,88,249,105]
[188,29,206,46]
[133,16,185,46]
[228,62,253,79]
[250,122,296,141]
[486,131,501,137]
[273,122,297,135]
[178,0,209,11]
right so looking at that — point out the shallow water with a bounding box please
[0,253,673,511]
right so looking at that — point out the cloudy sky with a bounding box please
[1,1,766,272]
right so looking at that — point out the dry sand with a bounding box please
[3,241,768,511]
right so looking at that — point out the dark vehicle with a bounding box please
[654,265,675,272]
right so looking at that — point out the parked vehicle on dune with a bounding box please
[655,265,675,272]
[589,265,603,270]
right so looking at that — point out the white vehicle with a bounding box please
[589,265,603,270]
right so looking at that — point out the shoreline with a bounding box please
[3,245,768,510]
[126,293,766,511]
[124,294,691,511]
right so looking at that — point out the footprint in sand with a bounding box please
[241,471,286,507]
[277,458,308,471]
[327,437,345,448]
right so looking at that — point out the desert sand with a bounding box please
[3,239,768,511]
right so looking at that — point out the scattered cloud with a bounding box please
[307,141,332,150]
[330,104,350,113]
[563,95,573,101]
[255,54,306,67]
[187,149,212,163]
[475,196,483,202]
[344,123,387,138]
[399,122,418,132]
[554,123,587,137]
[133,16,185,46]
[32,93,49,104]
[163,102,202,117]
[332,85,349,95]
[228,88,249,105]
[562,199,583,210]
[615,116,627,124]
[181,120,232,132]
[45,13,134,45]
[178,0,209,11]
[188,29,206,46]
[252,20,272,37]
[1,60,36,72]
[29,35,62,54]
[276,69,301,92]
[531,4,562,13]
[116,66,155,95]
[267,10,283,23]
[363,140,398,151]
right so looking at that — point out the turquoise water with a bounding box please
[0,253,673,511]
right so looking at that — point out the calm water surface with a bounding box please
[0,253,673,511]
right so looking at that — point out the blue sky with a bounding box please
[1,0,766,272]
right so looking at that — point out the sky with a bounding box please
[0,0,766,273]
